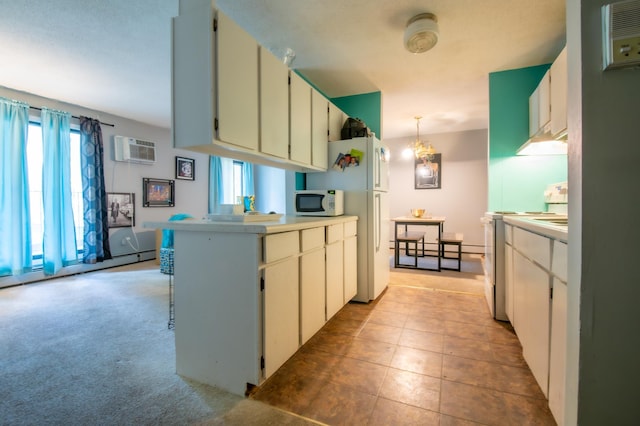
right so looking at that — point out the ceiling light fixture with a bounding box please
[404,13,439,53]
[402,116,436,161]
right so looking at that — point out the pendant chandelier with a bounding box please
[404,116,436,162]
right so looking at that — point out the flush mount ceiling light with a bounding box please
[404,13,439,53]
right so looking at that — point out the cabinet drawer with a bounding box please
[514,227,551,270]
[264,231,299,263]
[326,223,344,244]
[301,227,325,252]
[552,240,568,282]
[344,220,357,237]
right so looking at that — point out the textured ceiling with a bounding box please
[0,0,565,139]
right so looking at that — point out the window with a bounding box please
[26,122,83,266]
[231,160,244,203]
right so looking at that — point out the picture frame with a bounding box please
[142,178,175,207]
[107,192,135,228]
[415,153,442,189]
[175,156,195,181]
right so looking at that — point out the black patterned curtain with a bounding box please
[79,117,111,263]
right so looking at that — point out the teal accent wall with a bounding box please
[488,65,568,212]
[331,92,382,139]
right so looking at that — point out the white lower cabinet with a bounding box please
[513,249,551,397]
[344,235,358,303]
[263,257,299,378]
[300,227,327,344]
[170,217,357,396]
[507,221,568,422]
[548,278,567,425]
[326,241,344,320]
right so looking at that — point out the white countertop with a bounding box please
[503,216,568,242]
[144,215,358,234]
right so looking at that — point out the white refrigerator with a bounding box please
[306,136,390,302]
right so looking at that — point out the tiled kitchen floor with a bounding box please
[250,283,557,425]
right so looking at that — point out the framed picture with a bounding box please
[415,154,442,189]
[107,192,135,228]
[143,178,175,207]
[175,156,195,181]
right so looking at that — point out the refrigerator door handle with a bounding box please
[374,148,381,190]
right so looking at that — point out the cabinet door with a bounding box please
[216,12,259,151]
[548,278,567,424]
[289,72,311,165]
[538,70,551,132]
[551,47,568,138]
[325,241,344,320]
[311,88,329,169]
[513,250,551,397]
[505,242,514,323]
[344,235,358,303]
[300,247,326,343]
[260,47,289,158]
[329,102,347,142]
[264,257,299,378]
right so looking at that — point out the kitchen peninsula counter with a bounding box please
[145,214,357,235]
[143,215,358,396]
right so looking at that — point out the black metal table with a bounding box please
[392,216,445,271]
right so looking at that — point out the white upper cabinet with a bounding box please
[171,0,328,172]
[529,70,551,137]
[311,88,329,169]
[260,47,289,159]
[329,102,348,142]
[216,12,259,151]
[550,47,568,139]
[289,72,312,165]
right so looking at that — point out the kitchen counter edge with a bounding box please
[503,216,568,242]
[144,215,358,234]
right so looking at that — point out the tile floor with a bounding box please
[251,283,557,425]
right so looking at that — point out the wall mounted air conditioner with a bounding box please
[114,135,156,164]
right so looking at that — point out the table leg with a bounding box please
[437,223,442,271]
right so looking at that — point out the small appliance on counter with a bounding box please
[544,181,568,214]
[294,189,344,216]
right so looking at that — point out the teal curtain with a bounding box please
[242,161,254,197]
[0,98,32,275]
[79,117,111,263]
[209,156,224,213]
[40,108,78,275]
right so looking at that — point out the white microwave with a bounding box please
[294,190,344,216]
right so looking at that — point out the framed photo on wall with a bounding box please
[175,156,195,181]
[107,192,135,228]
[142,178,175,207]
[415,154,442,189]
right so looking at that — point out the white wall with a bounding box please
[566,0,640,423]
[0,86,211,283]
[386,129,488,253]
